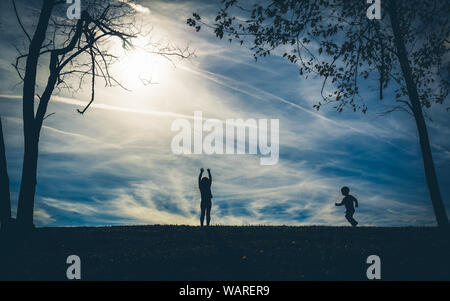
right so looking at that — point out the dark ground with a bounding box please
[0,225,449,280]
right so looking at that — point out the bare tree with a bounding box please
[8,0,192,230]
[0,117,12,230]
[188,0,450,227]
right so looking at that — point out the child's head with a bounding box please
[341,186,350,196]
[200,177,210,188]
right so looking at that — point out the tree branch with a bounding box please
[12,0,31,43]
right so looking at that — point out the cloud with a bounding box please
[119,0,151,14]
[0,0,448,228]
[34,209,55,226]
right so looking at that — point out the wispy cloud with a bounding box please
[0,0,448,228]
[119,0,151,14]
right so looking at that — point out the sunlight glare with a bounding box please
[114,36,173,90]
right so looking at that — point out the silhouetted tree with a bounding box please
[0,117,12,229]
[9,0,192,230]
[188,0,450,228]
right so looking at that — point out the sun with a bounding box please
[113,36,172,90]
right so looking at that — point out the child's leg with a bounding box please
[200,203,206,226]
[345,211,358,226]
[345,213,352,225]
[206,205,211,226]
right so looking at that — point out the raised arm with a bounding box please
[207,168,212,187]
[199,168,204,188]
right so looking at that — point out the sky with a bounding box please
[0,0,449,227]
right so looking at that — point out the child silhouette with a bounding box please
[198,168,213,226]
[335,186,359,227]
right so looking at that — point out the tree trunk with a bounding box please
[0,116,11,225]
[16,0,54,228]
[388,0,449,228]
[16,138,39,228]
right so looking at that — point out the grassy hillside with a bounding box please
[1,225,449,280]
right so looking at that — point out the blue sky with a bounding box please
[0,0,449,227]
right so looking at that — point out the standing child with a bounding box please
[335,186,359,227]
[198,168,213,227]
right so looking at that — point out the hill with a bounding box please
[1,225,449,280]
